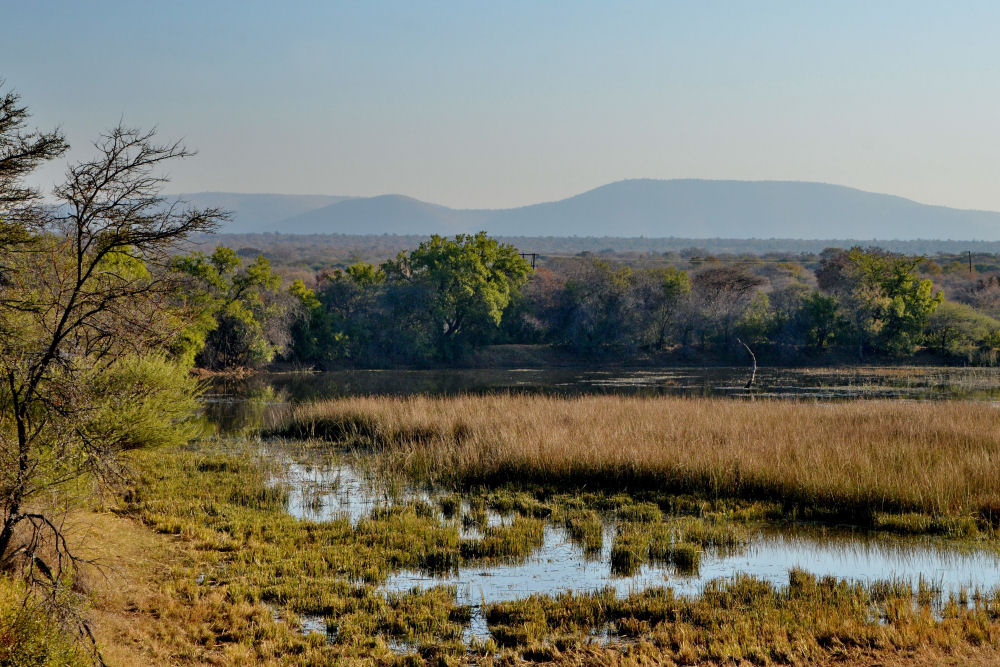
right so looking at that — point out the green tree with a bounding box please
[0,106,218,600]
[288,264,390,367]
[633,267,691,349]
[797,291,844,350]
[546,259,637,353]
[286,278,329,363]
[382,233,531,359]
[818,248,943,357]
[172,246,290,369]
[736,292,772,346]
[925,301,1000,360]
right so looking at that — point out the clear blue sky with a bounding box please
[5,1,1000,210]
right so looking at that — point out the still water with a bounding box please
[205,365,1000,432]
[280,457,1000,622]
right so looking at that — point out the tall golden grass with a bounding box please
[284,395,1000,520]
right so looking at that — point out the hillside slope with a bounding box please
[189,181,1000,240]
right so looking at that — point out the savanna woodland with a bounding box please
[6,85,1000,667]
[187,231,1000,370]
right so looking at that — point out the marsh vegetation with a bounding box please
[11,364,1000,663]
[97,428,1000,665]
[274,394,1000,526]
[49,391,1000,664]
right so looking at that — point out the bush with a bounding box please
[0,576,87,666]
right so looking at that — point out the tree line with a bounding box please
[203,231,1000,273]
[179,235,1000,369]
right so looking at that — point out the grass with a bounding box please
[458,517,545,561]
[563,509,603,554]
[272,394,1000,531]
[610,524,651,575]
[21,388,1000,665]
[611,517,747,575]
[50,437,1000,665]
[107,443,473,663]
[484,570,1000,663]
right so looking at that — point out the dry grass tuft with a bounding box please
[281,395,1000,523]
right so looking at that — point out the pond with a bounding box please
[277,455,1000,642]
[204,365,1000,432]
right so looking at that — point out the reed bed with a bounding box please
[278,395,1000,523]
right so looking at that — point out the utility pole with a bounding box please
[969,250,973,274]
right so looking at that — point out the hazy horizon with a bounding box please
[6,2,1000,212]
[174,178,1000,215]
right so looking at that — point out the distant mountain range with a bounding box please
[177,180,1000,240]
[177,192,354,232]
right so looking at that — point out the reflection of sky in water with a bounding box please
[383,526,1000,606]
[281,458,1000,607]
[283,460,397,525]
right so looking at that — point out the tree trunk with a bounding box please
[0,513,18,563]
[1,400,30,563]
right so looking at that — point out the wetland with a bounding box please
[121,366,1000,664]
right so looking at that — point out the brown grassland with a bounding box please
[280,395,1000,525]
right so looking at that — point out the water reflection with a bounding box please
[279,457,1000,612]
[206,366,1000,433]
[382,524,1000,607]
[282,460,429,525]
[234,366,1000,402]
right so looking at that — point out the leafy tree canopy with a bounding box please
[171,246,289,369]
[819,247,943,355]
[382,232,532,358]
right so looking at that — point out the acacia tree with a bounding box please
[0,86,67,223]
[690,266,765,350]
[0,95,222,598]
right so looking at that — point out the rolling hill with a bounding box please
[175,192,354,233]
[180,180,1000,240]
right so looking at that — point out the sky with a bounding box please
[5,1,1000,210]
